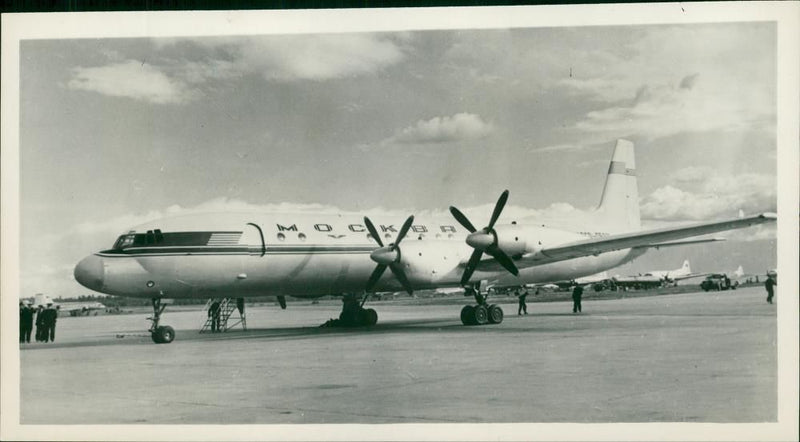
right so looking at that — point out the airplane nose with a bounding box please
[74,254,105,291]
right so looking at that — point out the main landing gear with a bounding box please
[460,287,504,326]
[148,298,175,344]
[321,293,378,328]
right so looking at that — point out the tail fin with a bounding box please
[682,260,691,273]
[595,139,641,232]
[734,266,744,278]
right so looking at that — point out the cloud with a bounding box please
[67,34,406,104]
[549,24,775,145]
[238,34,405,81]
[68,60,198,104]
[383,113,494,145]
[640,169,776,221]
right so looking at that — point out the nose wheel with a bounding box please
[148,298,175,344]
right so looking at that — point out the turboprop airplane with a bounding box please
[73,139,776,344]
[612,259,704,289]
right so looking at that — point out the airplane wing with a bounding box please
[532,213,775,265]
[636,237,725,249]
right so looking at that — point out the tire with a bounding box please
[152,326,175,344]
[487,304,504,324]
[460,305,475,325]
[473,304,488,325]
[361,308,378,326]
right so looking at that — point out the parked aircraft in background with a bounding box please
[612,259,705,289]
[74,139,776,344]
[29,293,106,316]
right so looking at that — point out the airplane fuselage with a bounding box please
[75,212,643,299]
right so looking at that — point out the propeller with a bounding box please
[364,215,415,295]
[449,190,519,285]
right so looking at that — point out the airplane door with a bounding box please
[241,222,266,256]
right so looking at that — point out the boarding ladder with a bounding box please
[199,298,246,333]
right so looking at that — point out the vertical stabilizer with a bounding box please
[596,139,641,232]
[682,260,691,273]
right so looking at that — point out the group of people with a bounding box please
[19,302,58,344]
[514,285,583,314]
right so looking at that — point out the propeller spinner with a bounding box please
[449,190,520,285]
[364,215,415,295]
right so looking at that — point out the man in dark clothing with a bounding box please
[35,306,45,342]
[765,274,776,304]
[209,300,221,332]
[20,302,34,343]
[42,303,57,342]
[518,288,528,315]
[572,285,584,313]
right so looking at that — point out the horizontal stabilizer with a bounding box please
[532,213,775,265]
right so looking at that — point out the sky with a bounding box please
[16,20,779,298]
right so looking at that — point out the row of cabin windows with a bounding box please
[113,230,459,249]
[275,232,456,241]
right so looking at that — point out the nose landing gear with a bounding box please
[148,298,175,344]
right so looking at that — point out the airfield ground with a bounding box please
[18,287,776,424]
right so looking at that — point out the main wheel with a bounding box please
[487,304,504,324]
[473,304,488,325]
[152,325,175,344]
[460,305,475,325]
[361,308,378,326]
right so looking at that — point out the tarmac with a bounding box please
[18,287,777,425]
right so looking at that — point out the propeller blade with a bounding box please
[394,215,415,246]
[363,217,383,247]
[460,248,484,285]
[449,206,477,233]
[389,264,414,295]
[486,245,519,276]
[487,189,509,230]
[366,264,388,292]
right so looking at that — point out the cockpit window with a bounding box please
[113,234,138,249]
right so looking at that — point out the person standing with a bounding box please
[20,302,34,343]
[765,273,777,304]
[209,300,221,332]
[19,302,26,343]
[572,285,584,313]
[517,288,528,315]
[35,305,45,342]
[43,303,57,342]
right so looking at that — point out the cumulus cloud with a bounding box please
[238,34,405,81]
[640,169,776,221]
[383,113,494,145]
[68,60,198,104]
[550,24,775,145]
[67,34,406,104]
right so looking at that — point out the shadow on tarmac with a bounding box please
[19,312,586,350]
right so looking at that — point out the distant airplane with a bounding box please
[31,293,105,315]
[74,139,776,344]
[613,259,704,289]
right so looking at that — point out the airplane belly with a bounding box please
[238,252,376,297]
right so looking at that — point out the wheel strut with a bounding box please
[460,285,503,326]
[147,298,175,344]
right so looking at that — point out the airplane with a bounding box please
[55,301,107,317]
[612,259,704,289]
[73,139,776,344]
[30,293,106,316]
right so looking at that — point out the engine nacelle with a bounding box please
[494,224,535,257]
[395,240,468,286]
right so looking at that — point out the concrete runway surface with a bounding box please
[19,287,776,424]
